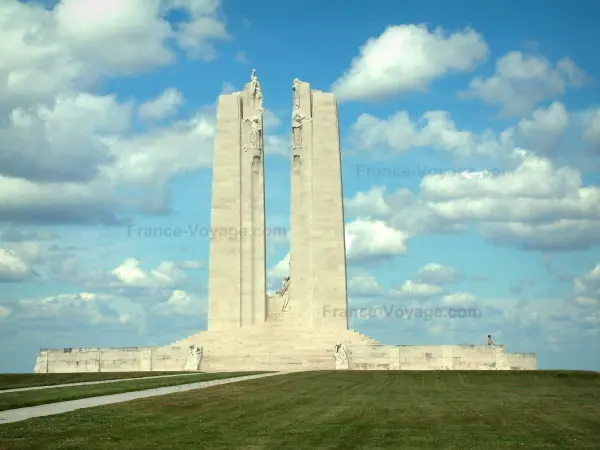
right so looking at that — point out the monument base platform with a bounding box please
[33,328,536,373]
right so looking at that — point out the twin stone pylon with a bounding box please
[207,71,348,331]
[31,71,537,372]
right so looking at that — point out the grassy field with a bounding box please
[0,370,598,449]
[0,372,194,390]
[0,372,264,411]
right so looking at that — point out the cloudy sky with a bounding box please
[1,0,599,372]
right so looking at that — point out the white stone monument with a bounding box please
[32,71,536,373]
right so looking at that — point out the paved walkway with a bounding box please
[0,372,282,424]
[1,372,205,394]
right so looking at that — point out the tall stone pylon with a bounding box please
[208,70,267,330]
[288,79,349,330]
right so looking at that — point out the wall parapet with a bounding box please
[33,346,194,374]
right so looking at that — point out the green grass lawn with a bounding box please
[0,372,194,390]
[0,371,598,449]
[0,372,264,411]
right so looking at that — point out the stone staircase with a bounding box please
[348,328,379,344]
[167,328,522,372]
[168,327,380,372]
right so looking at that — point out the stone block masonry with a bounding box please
[208,70,267,331]
[289,81,348,330]
[34,347,189,373]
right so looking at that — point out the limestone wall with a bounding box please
[506,352,537,370]
[310,91,348,331]
[346,344,535,371]
[34,347,189,373]
[208,93,244,331]
[208,75,267,331]
[289,82,348,331]
[34,342,536,373]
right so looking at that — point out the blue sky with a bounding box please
[1,0,599,372]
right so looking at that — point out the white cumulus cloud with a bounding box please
[347,273,385,297]
[390,280,443,298]
[463,51,587,116]
[345,218,409,261]
[442,292,476,306]
[138,88,183,122]
[0,248,38,282]
[332,24,489,101]
[109,258,187,288]
[416,263,460,285]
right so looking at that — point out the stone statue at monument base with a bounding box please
[184,345,202,371]
[277,276,291,314]
[335,343,349,370]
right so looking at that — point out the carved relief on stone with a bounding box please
[273,261,291,316]
[276,274,291,314]
[334,343,348,365]
[252,155,261,174]
[292,154,301,173]
[243,116,262,149]
[292,112,309,148]
[292,78,302,110]
[184,344,203,371]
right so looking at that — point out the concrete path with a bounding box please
[0,372,282,424]
[1,372,206,394]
